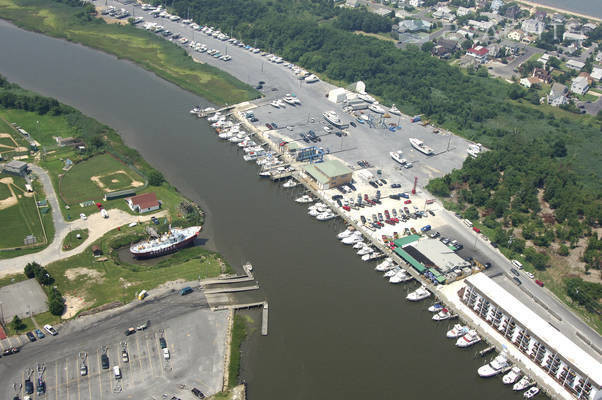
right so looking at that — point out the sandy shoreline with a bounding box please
[514,0,602,23]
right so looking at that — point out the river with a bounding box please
[0,20,521,399]
[526,0,602,19]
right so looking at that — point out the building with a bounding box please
[460,274,601,400]
[566,59,585,71]
[2,160,28,175]
[328,88,348,103]
[433,6,455,21]
[302,159,352,190]
[408,0,423,7]
[520,76,541,88]
[591,67,602,82]
[521,19,545,35]
[104,188,136,201]
[345,0,359,7]
[505,5,520,19]
[563,32,588,42]
[432,38,458,58]
[533,68,552,84]
[456,6,473,16]
[571,75,590,95]
[126,192,160,213]
[456,29,474,39]
[398,19,432,33]
[547,83,568,106]
[468,19,495,31]
[466,46,489,63]
[490,0,503,12]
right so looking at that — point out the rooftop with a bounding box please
[466,273,602,386]
[411,238,468,270]
[316,159,352,178]
[128,192,159,209]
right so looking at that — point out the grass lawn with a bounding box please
[46,228,224,313]
[228,314,248,388]
[0,0,259,106]
[4,316,35,336]
[62,228,88,250]
[98,171,134,192]
[32,311,62,328]
[0,174,46,249]
[0,136,18,148]
[0,273,27,289]
[0,108,78,147]
[60,153,143,205]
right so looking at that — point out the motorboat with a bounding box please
[478,353,510,377]
[259,170,272,177]
[308,205,328,217]
[432,308,452,321]
[446,324,469,339]
[428,303,444,313]
[456,330,481,348]
[369,103,385,114]
[295,194,314,204]
[513,376,535,391]
[523,387,539,398]
[305,74,319,83]
[238,139,256,148]
[283,96,297,106]
[502,367,522,384]
[406,286,431,301]
[390,150,407,166]
[357,93,375,103]
[323,111,345,128]
[384,267,401,278]
[375,258,394,271]
[389,104,401,115]
[341,232,362,245]
[362,252,384,261]
[357,245,374,256]
[353,241,366,249]
[337,227,355,239]
[190,106,201,114]
[282,179,298,188]
[389,270,410,283]
[316,211,336,221]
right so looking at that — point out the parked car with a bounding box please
[163,348,170,359]
[34,329,45,339]
[512,277,522,286]
[43,324,57,336]
[125,327,136,336]
[265,123,272,130]
[472,227,480,233]
[526,272,535,279]
[101,354,110,369]
[404,200,412,204]
[510,268,520,276]
[79,213,87,220]
[159,337,167,349]
[180,286,193,296]
[191,388,206,399]
[26,332,36,342]
[25,379,33,394]
[535,279,544,287]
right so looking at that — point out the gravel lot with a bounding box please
[0,279,48,321]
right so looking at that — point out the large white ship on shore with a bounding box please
[409,138,434,156]
[130,226,201,258]
[323,111,347,128]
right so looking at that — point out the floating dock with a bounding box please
[262,302,269,336]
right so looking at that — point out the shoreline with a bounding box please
[514,0,602,22]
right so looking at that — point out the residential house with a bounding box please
[532,68,552,84]
[490,0,503,12]
[583,23,597,34]
[566,59,585,71]
[565,19,582,33]
[537,53,550,66]
[466,46,489,63]
[374,8,391,17]
[563,31,587,41]
[468,19,495,31]
[408,0,423,7]
[507,30,523,41]
[457,29,474,39]
[591,67,602,82]
[126,192,160,213]
[433,6,455,21]
[547,83,568,106]
[570,73,591,95]
[520,76,541,88]
[432,38,458,58]
[345,0,359,7]
[488,45,499,58]
[521,19,545,35]
[456,7,473,17]
[505,5,520,19]
[534,10,546,21]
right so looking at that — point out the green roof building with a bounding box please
[302,159,352,189]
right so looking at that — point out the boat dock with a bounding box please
[479,345,496,357]
[195,104,235,118]
[204,284,260,295]
[262,302,269,336]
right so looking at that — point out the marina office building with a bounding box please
[302,159,352,190]
[460,274,601,400]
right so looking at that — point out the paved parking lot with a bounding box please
[1,289,228,400]
[0,279,48,321]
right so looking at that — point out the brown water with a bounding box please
[0,20,523,400]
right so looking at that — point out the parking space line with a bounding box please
[96,348,103,400]
[55,359,59,400]
[134,333,143,383]
[156,332,166,378]
[66,356,71,400]
[75,355,80,400]
[145,332,156,377]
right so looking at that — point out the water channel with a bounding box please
[0,20,523,399]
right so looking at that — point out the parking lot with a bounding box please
[0,279,48,321]
[1,289,228,400]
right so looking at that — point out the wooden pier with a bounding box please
[196,105,235,118]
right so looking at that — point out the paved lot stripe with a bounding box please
[145,333,157,378]
[134,333,143,384]
[96,348,103,400]
[55,359,59,400]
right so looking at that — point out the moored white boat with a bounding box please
[428,303,444,313]
[456,330,481,348]
[282,179,298,188]
[316,211,336,221]
[513,376,535,391]
[353,241,366,249]
[389,104,401,115]
[502,366,522,384]
[357,245,374,256]
[406,286,431,301]
[295,194,314,203]
[446,324,469,339]
[389,270,410,283]
[523,387,539,398]
[432,308,452,321]
[375,258,394,271]
[478,353,510,377]
[342,232,362,245]
[362,252,384,261]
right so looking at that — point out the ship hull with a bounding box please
[131,230,198,259]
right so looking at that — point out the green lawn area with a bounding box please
[60,153,144,205]
[46,228,224,313]
[527,52,543,63]
[0,136,17,148]
[4,316,35,336]
[0,273,27,289]
[0,174,46,249]
[62,228,88,250]
[0,0,259,106]
[98,171,134,192]
[228,314,248,388]
[0,108,78,147]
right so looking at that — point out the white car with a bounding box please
[163,348,170,359]
[80,213,87,220]
[44,324,57,336]
[323,126,332,133]
[526,272,535,279]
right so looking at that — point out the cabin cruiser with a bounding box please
[428,303,444,313]
[357,93,375,103]
[238,139,256,148]
[304,74,319,83]
[341,232,363,245]
[389,269,410,284]
[352,241,366,249]
[406,286,431,301]
[513,376,535,391]
[259,170,272,177]
[523,387,539,398]
[357,245,374,256]
[295,194,314,204]
[478,353,510,377]
[337,227,355,239]
[308,204,329,217]
[282,179,298,188]
[456,330,481,348]
[389,104,401,115]
[207,112,222,122]
[375,258,394,271]
[368,103,385,114]
[384,267,401,278]
[432,308,452,321]
[502,367,522,384]
[270,101,280,108]
[409,138,434,156]
[323,111,344,128]
[446,324,469,339]
[283,96,297,106]
[390,150,407,166]
[362,252,384,261]
[316,211,335,221]
[190,106,201,114]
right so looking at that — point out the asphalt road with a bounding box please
[0,287,228,400]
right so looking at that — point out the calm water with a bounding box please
[528,0,602,18]
[0,20,521,399]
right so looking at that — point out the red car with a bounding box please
[342,205,351,211]
[535,279,544,287]
[473,227,481,233]
[404,200,412,204]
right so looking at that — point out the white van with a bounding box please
[113,366,121,379]
[511,260,523,270]
[463,219,473,228]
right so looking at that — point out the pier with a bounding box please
[262,302,269,336]
[204,284,260,295]
[195,104,235,118]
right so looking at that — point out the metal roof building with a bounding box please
[302,159,352,190]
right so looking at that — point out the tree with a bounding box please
[24,261,40,278]
[11,315,25,331]
[552,139,567,157]
[34,266,54,286]
[421,41,435,53]
[461,39,473,50]
[48,287,65,316]
[558,244,569,256]
[148,170,165,186]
